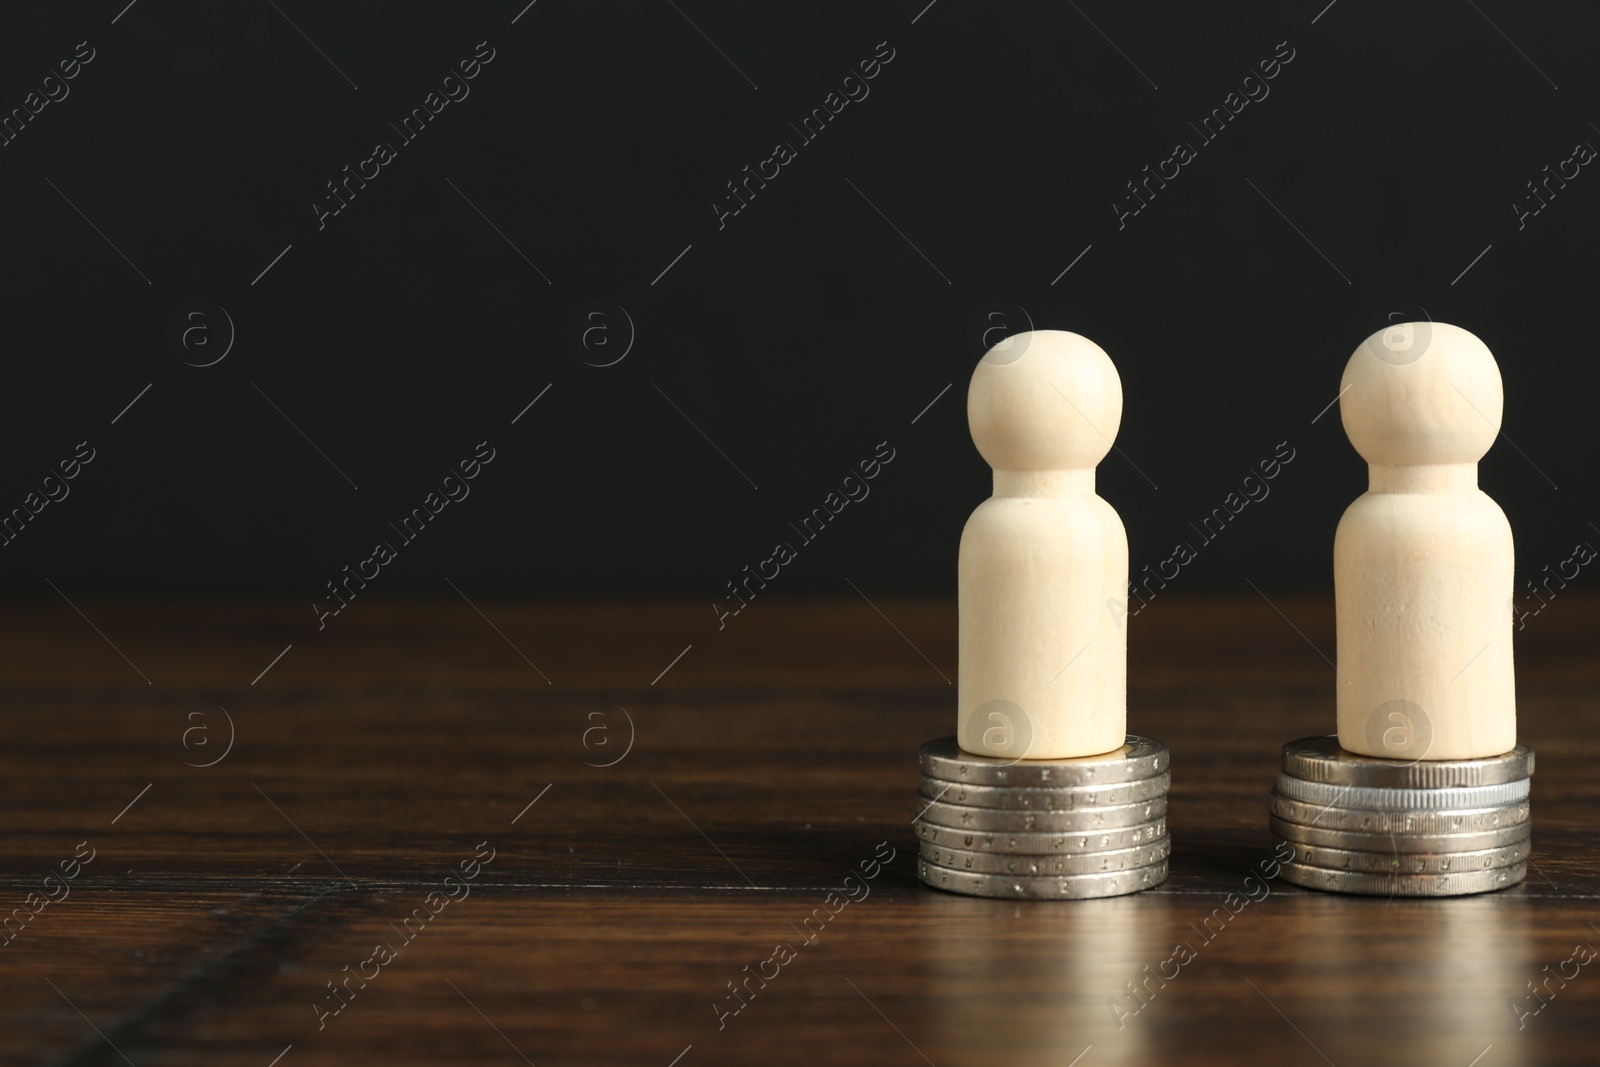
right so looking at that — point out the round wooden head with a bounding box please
[1339,321,1503,467]
[967,330,1123,472]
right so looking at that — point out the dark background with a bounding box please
[2,0,1596,604]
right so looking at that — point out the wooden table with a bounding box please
[6,594,1598,1066]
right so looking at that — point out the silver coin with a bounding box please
[916,817,1168,855]
[1269,791,1529,834]
[1275,773,1530,811]
[919,735,1169,787]
[1278,859,1526,897]
[919,772,1170,812]
[1275,839,1528,874]
[1282,735,1535,789]
[917,795,1168,833]
[920,836,1170,876]
[1267,814,1531,854]
[917,856,1169,899]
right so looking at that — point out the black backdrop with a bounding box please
[2,0,1596,602]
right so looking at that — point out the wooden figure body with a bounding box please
[958,330,1129,760]
[1334,321,1516,760]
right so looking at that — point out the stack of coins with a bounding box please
[1269,736,1535,896]
[914,736,1171,900]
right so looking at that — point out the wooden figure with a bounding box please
[958,330,1129,760]
[1335,321,1516,760]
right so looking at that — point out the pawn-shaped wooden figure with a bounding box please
[1335,321,1516,760]
[959,330,1129,760]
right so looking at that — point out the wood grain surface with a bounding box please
[4,593,1598,1066]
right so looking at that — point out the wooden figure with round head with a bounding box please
[958,330,1129,761]
[1335,321,1516,761]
